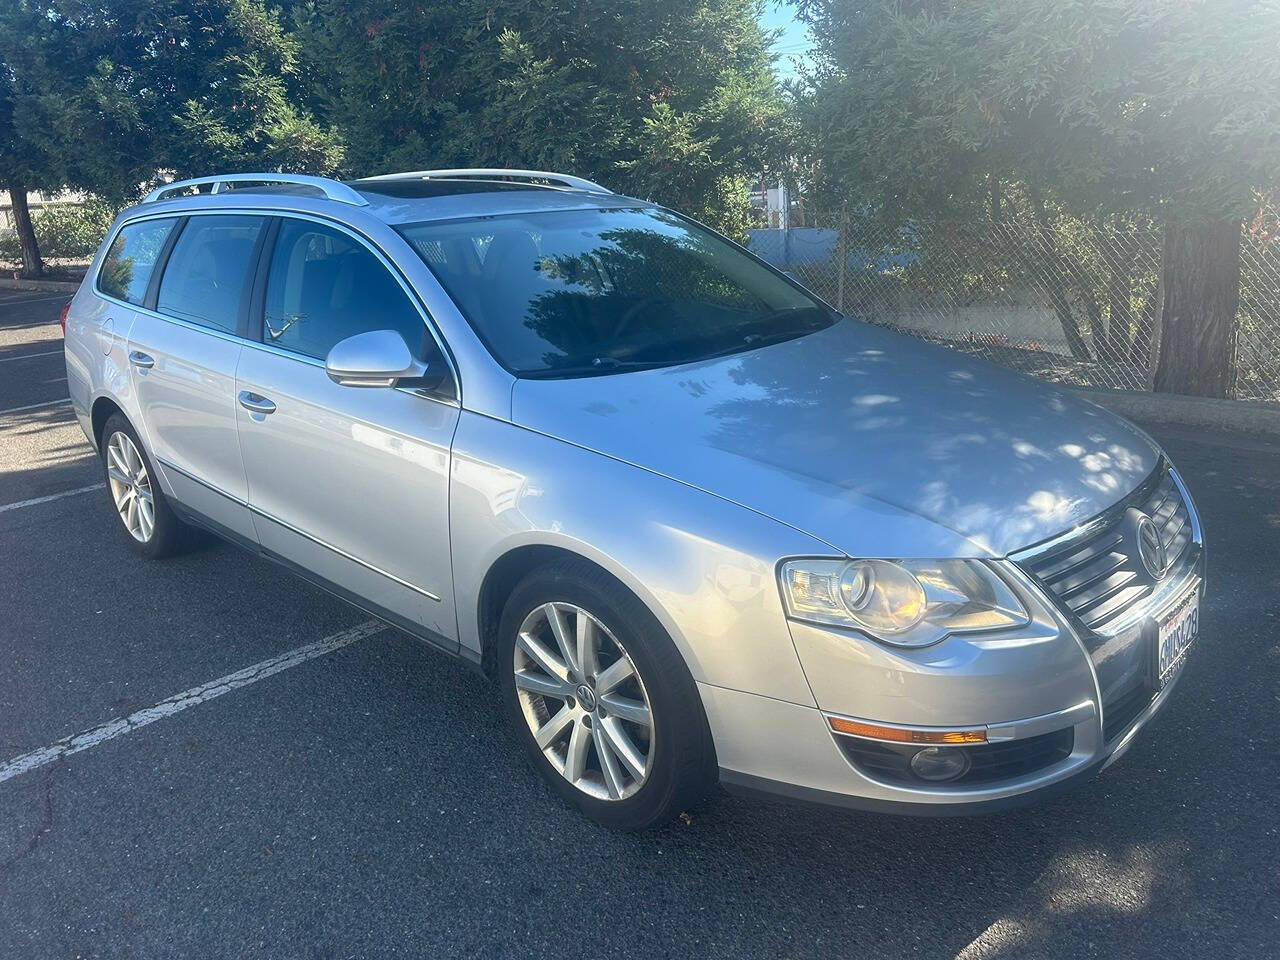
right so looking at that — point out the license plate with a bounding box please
[1156,586,1199,687]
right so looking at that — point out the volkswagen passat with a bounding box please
[63,170,1204,829]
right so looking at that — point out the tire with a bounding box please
[100,412,192,559]
[498,558,715,830]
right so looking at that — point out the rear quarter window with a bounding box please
[97,218,179,305]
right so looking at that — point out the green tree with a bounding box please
[145,0,342,179]
[296,0,787,235]
[0,69,57,277]
[0,0,341,277]
[794,0,1280,397]
[0,1,150,277]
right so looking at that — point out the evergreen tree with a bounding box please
[0,0,341,277]
[794,0,1280,397]
[298,0,787,234]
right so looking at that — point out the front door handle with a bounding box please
[238,391,277,416]
[128,350,155,369]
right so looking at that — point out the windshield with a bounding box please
[397,207,834,377]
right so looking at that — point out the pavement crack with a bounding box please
[0,763,60,874]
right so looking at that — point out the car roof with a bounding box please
[347,178,651,225]
[132,173,652,226]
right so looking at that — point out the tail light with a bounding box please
[59,301,71,335]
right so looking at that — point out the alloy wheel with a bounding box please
[513,602,655,801]
[106,431,155,543]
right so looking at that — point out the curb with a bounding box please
[1077,387,1280,437]
[0,277,81,294]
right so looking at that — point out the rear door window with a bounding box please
[262,219,427,361]
[156,215,266,333]
[97,218,179,305]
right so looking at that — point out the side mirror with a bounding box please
[325,329,426,388]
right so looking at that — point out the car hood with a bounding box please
[510,318,1160,558]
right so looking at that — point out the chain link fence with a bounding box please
[747,215,1280,403]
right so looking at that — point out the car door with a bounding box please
[235,216,461,647]
[127,213,268,544]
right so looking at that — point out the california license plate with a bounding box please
[1156,586,1199,687]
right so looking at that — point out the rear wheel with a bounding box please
[499,559,714,830]
[100,413,191,558]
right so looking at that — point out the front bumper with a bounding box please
[708,652,1190,815]
[708,459,1204,816]
[708,541,1204,816]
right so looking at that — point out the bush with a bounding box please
[35,199,117,258]
[0,229,19,264]
[0,198,118,264]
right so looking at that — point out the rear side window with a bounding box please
[97,218,178,305]
[262,219,426,361]
[156,215,265,333]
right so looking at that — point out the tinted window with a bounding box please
[98,218,178,305]
[398,207,832,377]
[156,215,264,333]
[263,220,427,361]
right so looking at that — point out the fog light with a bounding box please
[910,746,971,782]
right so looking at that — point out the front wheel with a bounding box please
[499,560,715,830]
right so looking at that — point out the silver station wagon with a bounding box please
[64,170,1205,829]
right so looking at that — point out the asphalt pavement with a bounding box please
[1,287,1277,959]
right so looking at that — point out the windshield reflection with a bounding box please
[399,208,834,377]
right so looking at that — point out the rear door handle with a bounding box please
[128,350,155,369]
[238,391,277,416]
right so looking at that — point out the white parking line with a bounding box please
[0,398,70,415]
[0,483,105,514]
[0,349,62,364]
[0,620,387,785]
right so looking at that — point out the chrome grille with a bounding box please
[1016,462,1196,635]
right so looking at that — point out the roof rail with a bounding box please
[367,168,612,194]
[143,173,368,206]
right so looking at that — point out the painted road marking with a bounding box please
[0,484,105,514]
[0,621,387,785]
[0,349,62,364]
[0,398,70,415]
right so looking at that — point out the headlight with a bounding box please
[778,558,1028,648]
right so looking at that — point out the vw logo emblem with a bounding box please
[1136,515,1167,579]
[575,683,597,712]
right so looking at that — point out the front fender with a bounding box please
[449,411,824,706]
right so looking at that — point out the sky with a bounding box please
[758,2,813,80]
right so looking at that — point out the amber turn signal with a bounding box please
[827,716,986,744]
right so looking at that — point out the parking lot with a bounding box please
[0,286,1277,959]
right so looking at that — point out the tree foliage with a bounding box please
[792,0,1280,396]
[297,0,787,233]
[794,0,1280,222]
[149,0,342,178]
[0,0,341,274]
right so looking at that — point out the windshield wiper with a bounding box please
[518,309,835,379]
[519,356,675,379]
[689,307,835,363]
